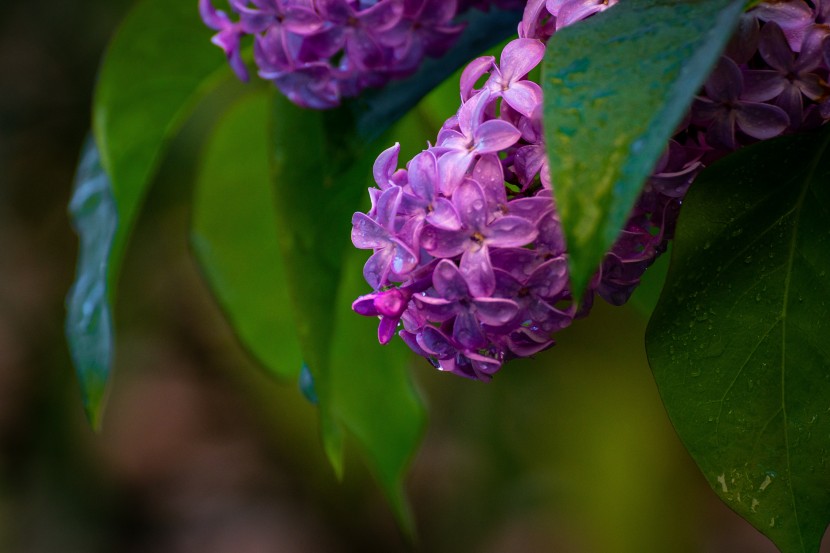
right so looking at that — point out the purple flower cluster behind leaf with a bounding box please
[352,0,830,380]
[200,0,525,109]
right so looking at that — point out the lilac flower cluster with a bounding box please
[351,0,830,380]
[200,0,524,109]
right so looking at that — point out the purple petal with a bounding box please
[528,256,569,298]
[703,57,743,103]
[453,311,487,349]
[501,81,543,118]
[472,154,506,206]
[491,248,539,280]
[499,38,545,81]
[283,6,325,34]
[460,56,495,100]
[400,330,431,358]
[775,85,804,127]
[414,295,457,321]
[432,259,470,301]
[417,326,457,358]
[316,0,352,22]
[373,143,401,189]
[390,239,419,275]
[485,216,538,247]
[200,0,230,29]
[408,150,438,200]
[457,90,491,137]
[351,212,388,249]
[363,248,393,289]
[704,108,737,150]
[378,316,399,344]
[505,197,551,223]
[735,102,790,139]
[453,179,488,231]
[460,244,495,297]
[358,0,404,32]
[352,294,380,316]
[376,185,403,229]
[421,224,468,257]
[473,119,521,154]
[426,198,462,230]
[474,297,520,326]
[507,328,553,357]
[753,1,814,51]
[758,22,795,73]
[741,70,787,102]
[437,149,474,195]
[466,351,502,375]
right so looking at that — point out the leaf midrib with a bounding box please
[778,130,830,553]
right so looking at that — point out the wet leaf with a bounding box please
[646,127,830,553]
[65,138,117,430]
[67,0,227,423]
[192,92,302,381]
[541,0,745,300]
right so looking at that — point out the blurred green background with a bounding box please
[0,1,811,551]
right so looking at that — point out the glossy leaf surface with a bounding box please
[541,0,744,299]
[647,127,830,553]
[192,92,302,380]
[68,0,227,423]
[94,0,225,275]
[66,138,117,429]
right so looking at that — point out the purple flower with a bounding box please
[414,260,519,350]
[351,186,418,289]
[483,38,545,117]
[315,0,403,70]
[399,150,462,233]
[692,56,790,150]
[436,92,522,194]
[351,0,830,382]
[742,23,829,129]
[421,179,538,297]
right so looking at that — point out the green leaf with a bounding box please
[541,0,745,301]
[67,0,227,424]
[269,96,364,474]
[646,127,830,553]
[330,249,426,537]
[94,0,226,275]
[65,137,117,430]
[191,92,302,380]
[269,94,425,532]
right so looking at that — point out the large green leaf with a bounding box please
[646,127,830,553]
[268,93,427,532]
[541,0,745,300]
[93,0,226,275]
[191,92,302,380]
[67,0,227,425]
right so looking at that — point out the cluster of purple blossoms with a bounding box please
[351,0,830,380]
[200,0,525,109]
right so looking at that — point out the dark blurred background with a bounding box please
[0,1,822,551]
